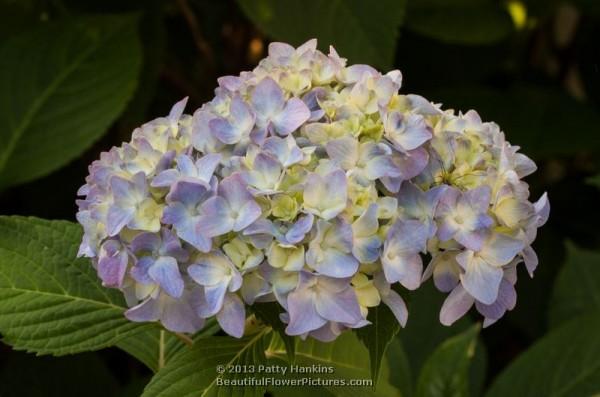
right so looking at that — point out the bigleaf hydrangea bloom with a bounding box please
[77,39,549,340]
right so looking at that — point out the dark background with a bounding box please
[0,0,599,396]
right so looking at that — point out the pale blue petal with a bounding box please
[197,196,234,237]
[315,285,363,324]
[311,249,359,278]
[161,295,204,334]
[353,235,382,263]
[148,257,184,298]
[233,200,262,231]
[219,173,254,209]
[285,289,326,335]
[125,297,160,322]
[217,293,246,338]
[187,262,229,286]
[459,254,503,305]
[252,77,284,117]
[381,290,408,327]
[272,98,311,135]
[439,285,474,326]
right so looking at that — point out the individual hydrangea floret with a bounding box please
[77,39,549,341]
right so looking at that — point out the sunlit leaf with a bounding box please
[0,216,149,355]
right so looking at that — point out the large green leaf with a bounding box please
[398,282,487,396]
[486,314,600,397]
[117,319,221,373]
[237,0,406,69]
[251,301,295,362]
[0,14,141,189]
[142,329,272,397]
[400,283,473,375]
[267,332,401,397]
[356,304,401,383]
[548,242,600,327]
[415,325,480,397]
[0,216,148,355]
[385,338,413,397]
[405,0,514,45]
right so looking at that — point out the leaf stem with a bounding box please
[174,332,194,347]
[158,330,165,370]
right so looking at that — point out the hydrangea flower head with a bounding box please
[77,39,549,340]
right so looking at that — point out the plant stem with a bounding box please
[158,329,165,370]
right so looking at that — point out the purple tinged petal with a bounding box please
[439,285,475,326]
[210,118,239,145]
[522,245,538,276]
[285,288,327,335]
[176,154,196,176]
[533,192,550,227]
[187,262,229,286]
[430,253,460,293]
[131,232,161,254]
[233,201,262,231]
[381,290,408,327]
[219,173,254,209]
[166,180,210,208]
[168,96,188,121]
[217,293,246,338]
[303,170,348,220]
[195,153,221,182]
[285,213,314,244]
[197,196,234,237]
[131,256,154,284]
[311,250,359,278]
[326,137,359,170]
[353,235,382,263]
[458,251,503,305]
[480,233,524,267]
[475,279,516,320]
[97,240,128,287]
[252,77,284,117]
[315,285,363,324]
[125,298,160,322]
[106,206,134,236]
[148,257,184,298]
[161,295,204,334]
[464,185,491,213]
[271,98,311,135]
[199,282,228,317]
[151,169,179,188]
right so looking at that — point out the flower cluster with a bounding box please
[77,39,549,340]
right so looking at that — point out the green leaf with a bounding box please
[486,314,600,397]
[356,303,401,383]
[405,0,514,45]
[267,331,401,397]
[117,319,221,373]
[400,283,473,376]
[142,329,272,397]
[385,338,413,397]
[586,174,600,188]
[429,85,600,159]
[237,0,406,69]
[548,242,600,327]
[0,216,148,355]
[0,14,141,189]
[415,324,480,397]
[251,301,296,362]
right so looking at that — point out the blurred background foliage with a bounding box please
[0,0,599,396]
